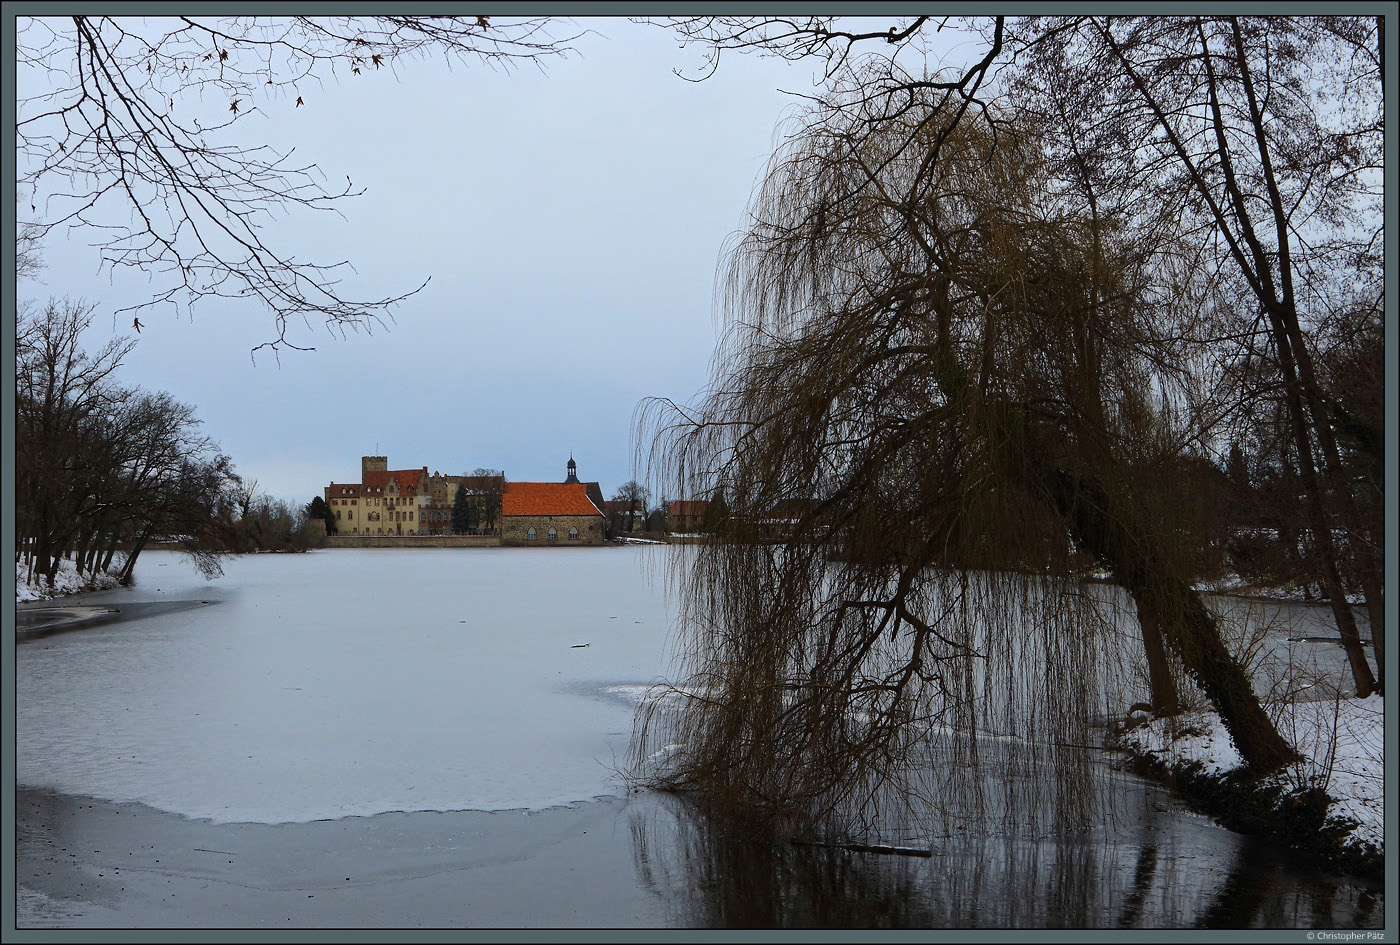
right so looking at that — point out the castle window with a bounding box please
[526,527,537,541]
[569,527,579,540]
[336,510,342,520]
[547,527,557,540]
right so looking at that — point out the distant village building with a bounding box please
[602,499,642,535]
[324,455,606,544]
[668,500,710,533]
[760,497,821,540]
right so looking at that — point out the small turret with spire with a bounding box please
[564,452,580,485]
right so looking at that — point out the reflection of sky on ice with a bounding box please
[17,548,677,824]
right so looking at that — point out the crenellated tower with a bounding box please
[362,455,388,479]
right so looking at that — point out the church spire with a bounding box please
[565,452,580,484]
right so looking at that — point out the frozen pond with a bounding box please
[16,547,676,823]
[14,547,1384,929]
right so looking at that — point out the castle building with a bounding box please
[420,472,505,536]
[325,455,606,544]
[325,456,429,537]
[500,480,607,546]
[562,453,608,524]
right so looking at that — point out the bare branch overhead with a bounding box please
[16,15,581,352]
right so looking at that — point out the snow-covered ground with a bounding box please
[16,556,124,602]
[1119,695,1385,859]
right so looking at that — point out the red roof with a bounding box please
[503,482,603,517]
[363,468,425,494]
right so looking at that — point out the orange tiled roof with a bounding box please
[503,482,603,517]
[363,469,425,493]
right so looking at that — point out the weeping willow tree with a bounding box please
[633,67,1295,836]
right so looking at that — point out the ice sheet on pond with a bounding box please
[16,547,678,824]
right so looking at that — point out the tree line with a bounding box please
[16,297,324,592]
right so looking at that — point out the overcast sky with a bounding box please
[15,16,972,506]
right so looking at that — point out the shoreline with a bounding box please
[1117,749,1384,883]
[14,777,1385,932]
[14,785,679,930]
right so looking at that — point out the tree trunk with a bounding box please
[1270,323,1377,697]
[1136,609,1181,717]
[74,530,93,577]
[118,531,151,585]
[1365,591,1384,694]
[1040,465,1296,772]
[1130,570,1295,772]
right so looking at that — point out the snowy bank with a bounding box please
[15,557,124,603]
[1118,695,1384,878]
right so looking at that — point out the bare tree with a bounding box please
[15,299,136,585]
[1007,15,1384,695]
[16,193,46,283]
[465,470,505,531]
[653,16,964,82]
[632,33,1309,834]
[16,299,237,586]
[16,15,579,353]
[613,480,651,533]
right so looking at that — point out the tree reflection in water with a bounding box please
[626,790,1384,929]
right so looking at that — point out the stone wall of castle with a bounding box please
[499,515,607,547]
[326,534,501,549]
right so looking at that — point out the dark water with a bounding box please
[17,779,1383,930]
[626,761,1384,930]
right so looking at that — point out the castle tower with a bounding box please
[362,455,388,480]
[564,453,580,485]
